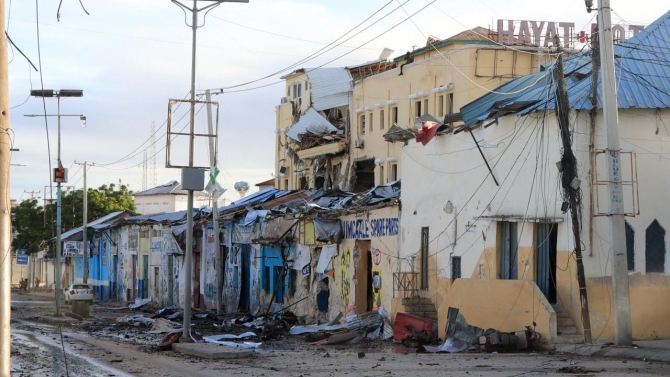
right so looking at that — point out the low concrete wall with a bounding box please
[584,274,670,340]
[437,278,556,343]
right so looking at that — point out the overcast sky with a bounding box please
[6,0,669,204]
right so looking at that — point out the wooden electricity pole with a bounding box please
[0,0,12,375]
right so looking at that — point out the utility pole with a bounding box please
[0,0,12,373]
[553,36,592,344]
[597,0,633,346]
[24,190,41,200]
[75,161,89,284]
[205,90,223,314]
[170,0,248,341]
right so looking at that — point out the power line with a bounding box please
[221,0,436,95]
[213,0,402,91]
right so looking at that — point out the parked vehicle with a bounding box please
[64,284,94,304]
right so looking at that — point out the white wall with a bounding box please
[399,107,670,279]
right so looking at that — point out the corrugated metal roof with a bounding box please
[218,188,293,216]
[286,107,339,141]
[60,211,129,241]
[462,11,670,125]
[134,181,209,197]
[305,68,352,111]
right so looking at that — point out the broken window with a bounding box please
[391,164,398,181]
[625,221,635,271]
[438,95,445,117]
[380,110,385,129]
[288,269,297,297]
[299,176,308,190]
[391,106,398,125]
[420,227,429,290]
[414,101,422,119]
[352,158,376,192]
[284,179,289,190]
[646,219,666,273]
[499,221,518,279]
[369,112,373,133]
[360,114,366,135]
[447,93,454,114]
[451,256,461,282]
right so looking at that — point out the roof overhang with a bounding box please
[297,141,346,160]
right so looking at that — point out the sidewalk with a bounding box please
[555,340,670,363]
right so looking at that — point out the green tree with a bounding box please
[11,199,49,255]
[51,184,136,233]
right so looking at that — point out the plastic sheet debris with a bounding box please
[422,337,470,353]
[128,297,152,310]
[242,318,265,330]
[194,313,215,319]
[205,332,257,340]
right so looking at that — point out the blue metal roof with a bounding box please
[218,188,293,215]
[461,10,670,125]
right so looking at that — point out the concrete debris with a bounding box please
[149,318,181,334]
[116,314,155,327]
[310,331,367,345]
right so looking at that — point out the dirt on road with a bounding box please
[10,292,670,377]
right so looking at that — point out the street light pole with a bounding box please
[29,89,83,317]
[55,95,63,316]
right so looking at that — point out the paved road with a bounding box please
[10,292,670,377]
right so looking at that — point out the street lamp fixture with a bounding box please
[29,88,84,317]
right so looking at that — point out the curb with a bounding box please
[555,344,670,363]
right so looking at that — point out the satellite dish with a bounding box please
[379,48,394,61]
[234,181,250,198]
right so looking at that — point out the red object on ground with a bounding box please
[394,312,434,342]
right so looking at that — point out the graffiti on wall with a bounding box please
[340,246,351,304]
[342,218,399,240]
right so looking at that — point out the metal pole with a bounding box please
[205,90,223,314]
[0,0,12,371]
[55,96,63,316]
[182,0,198,339]
[82,162,88,284]
[598,0,632,346]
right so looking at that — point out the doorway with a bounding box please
[131,255,137,300]
[499,222,518,280]
[142,255,149,299]
[535,223,558,303]
[167,255,174,306]
[239,245,251,312]
[354,240,372,314]
[193,251,201,309]
[112,255,118,300]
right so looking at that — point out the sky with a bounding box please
[6,0,669,204]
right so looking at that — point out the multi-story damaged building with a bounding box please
[275,27,564,194]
